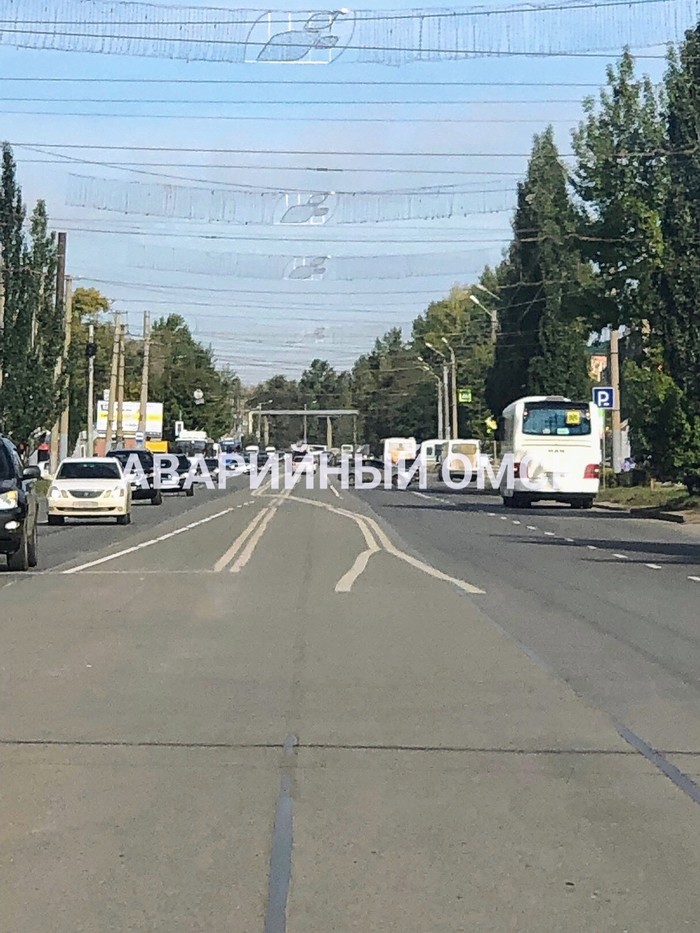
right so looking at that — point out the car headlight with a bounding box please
[0,490,19,509]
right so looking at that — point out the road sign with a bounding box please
[134,431,144,443]
[593,386,615,409]
[458,387,472,404]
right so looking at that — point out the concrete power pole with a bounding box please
[442,363,451,441]
[50,232,67,474]
[0,252,4,393]
[138,310,151,446]
[58,275,73,461]
[610,327,622,474]
[86,323,95,455]
[115,321,126,447]
[103,313,121,452]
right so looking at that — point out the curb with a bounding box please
[596,501,688,524]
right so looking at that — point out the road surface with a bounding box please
[2,478,700,931]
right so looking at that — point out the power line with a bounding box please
[0,25,670,59]
[0,0,681,28]
[12,143,571,157]
[0,95,591,105]
[0,78,620,87]
[1,109,583,124]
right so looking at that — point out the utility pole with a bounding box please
[419,359,443,438]
[58,276,73,461]
[303,403,308,445]
[138,310,151,445]
[50,232,67,474]
[610,326,622,474]
[442,363,451,441]
[104,313,121,452]
[86,322,95,455]
[326,415,333,450]
[442,339,458,439]
[115,321,126,447]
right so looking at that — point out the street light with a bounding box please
[441,338,458,439]
[418,357,443,438]
[469,294,499,344]
[423,342,451,440]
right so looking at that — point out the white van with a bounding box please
[438,439,481,481]
[419,438,447,469]
[499,395,601,509]
[383,437,417,465]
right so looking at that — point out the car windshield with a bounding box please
[57,461,121,480]
[522,404,592,436]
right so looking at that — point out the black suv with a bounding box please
[0,436,41,570]
[106,448,163,505]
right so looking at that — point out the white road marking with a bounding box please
[526,525,538,530]
[289,495,484,595]
[412,491,433,501]
[511,520,521,525]
[544,531,556,536]
[500,515,508,521]
[645,563,662,570]
[613,553,629,560]
[587,545,598,550]
[563,537,575,543]
[335,516,380,593]
[486,512,496,516]
[213,508,270,572]
[231,506,279,573]
[63,507,235,574]
[329,483,342,499]
[688,576,700,583]
[252,478,272,498]
[359,514,485,595]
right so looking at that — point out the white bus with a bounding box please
[499,395,601,509]
[383,437,417,465]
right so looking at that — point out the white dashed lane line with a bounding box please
[613,553,629,560]
[646,563,662,570]
[689,576,700,583]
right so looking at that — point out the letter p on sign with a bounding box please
[593,386,615,409]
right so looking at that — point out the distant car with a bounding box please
[48,457,132,525]
[0,436,40,571]
[160,454,195,497]
[204,457,220,481]
[105,448,163,505]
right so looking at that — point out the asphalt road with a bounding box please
[2,478,700,931]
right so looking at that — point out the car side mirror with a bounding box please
[22,465,42,481]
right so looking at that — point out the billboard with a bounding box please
[96,401,163,438]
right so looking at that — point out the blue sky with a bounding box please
[0,0,683,382]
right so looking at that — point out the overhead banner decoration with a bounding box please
[0,0,696,64]
[128,245,496,280]
[67,175,513,224]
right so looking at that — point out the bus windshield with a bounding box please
[522,403,591,437]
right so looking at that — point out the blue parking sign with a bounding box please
[593,386,615,409]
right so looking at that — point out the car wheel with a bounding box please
[116,513,131,525]
[7,528,29,572]
[186,485,194,497]
[47,514,64,526]
[503,495,514,508]
[27,519,38,568]
[151,491,163,506]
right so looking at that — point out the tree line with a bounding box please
[256,27,700,476]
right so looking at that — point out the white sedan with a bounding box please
[47,457,132,525]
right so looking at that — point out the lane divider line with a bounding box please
[329,482,342,499]
[335,516,380,593]
[613,553,629,560]
[645,563,662,570]
[62,507,235,574]
[689,576,700,583]
[231,506,279,574]
[213,507,270,572]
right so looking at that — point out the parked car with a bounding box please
[0,435,40,571]
[105,448,163,505]
[160,454,195,496]
[47,457,132,525]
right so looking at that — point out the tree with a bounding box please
[658,27,700,422]
[0,143,63,443]
[572,50,667,339]
[149,314,237,440]
[486,128,591,415]
[412,285,495,439]
[623,354,699,479]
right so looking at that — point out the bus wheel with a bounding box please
[512,493,531,509]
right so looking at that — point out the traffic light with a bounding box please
[85,341,97,358]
